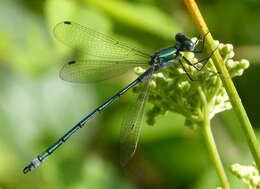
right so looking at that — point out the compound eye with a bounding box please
[175,33,186,43]
[184,41,195,51]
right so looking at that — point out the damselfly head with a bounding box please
[175,33,194,51]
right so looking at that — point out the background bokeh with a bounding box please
[0,0,260,188]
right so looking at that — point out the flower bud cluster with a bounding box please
[231,163,260,189]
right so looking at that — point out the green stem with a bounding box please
[184,0,260,172]
[198,87,230,189]
[202,116,230,189]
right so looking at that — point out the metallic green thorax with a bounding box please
[158,47,178,62]
[154,46,179,70]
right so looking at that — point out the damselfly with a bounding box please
[23,21,215,174]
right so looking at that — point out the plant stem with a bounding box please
[184,0,260,172]
[198,87,230,189]
[202,116,230,189]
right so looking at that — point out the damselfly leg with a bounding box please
[179,45,219,81]
[193,32,209,54]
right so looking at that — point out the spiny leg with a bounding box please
[182,54,217,77]
[192,31,209,54]
[179,59,197,81]
[193,45,219,70]
[182,45,219,72]
[193,34,201,46]
[179,59,219,81]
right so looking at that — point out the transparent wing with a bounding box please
[60,60,148,83]
[120,68,154,166]
[54,21,151,60]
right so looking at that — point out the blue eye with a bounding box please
[184,41,195,51]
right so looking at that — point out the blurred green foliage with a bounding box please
[0,0,260,188]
